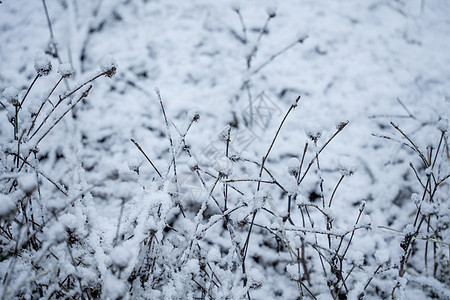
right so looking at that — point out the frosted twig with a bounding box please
[130,139,162,178]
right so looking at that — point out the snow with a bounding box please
[103,273,126,299]
[411,193,421,205]
[304,122,323,142]
[207,247,221,263]
[17,174,37,194]
[127,156,143,173]
[287,157,300,177]
[213,156,232,176]
[375,248,390,264]
[184,259,200,275]
[1,0,449,299]
[99,54,118,77]
[0,193,16,217]
[2,86,19,105]
[57,63,74,78]
[110,245,132,269]
[34,50,52,76]
[286,263,299,281]
[436,117,448,132]
[337,155,357,177]
[46,222,66,243]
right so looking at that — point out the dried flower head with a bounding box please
[2,86,19,106]
[58,63,74,78]
[100,54,118,77]
[34,51,52,76]
[338,155,357,176]
[305,123,322,142]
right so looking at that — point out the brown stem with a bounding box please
[130,139,162,178]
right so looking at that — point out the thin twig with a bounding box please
[130,139,162,178]
[251,36,307,75]
[36,85,92,144]
[20,74,40,108]
[155,88,184,217]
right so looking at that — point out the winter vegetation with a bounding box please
[0,0,449,299]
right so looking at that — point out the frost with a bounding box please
[58,63,74,78]
[0,193,17,217]
[337,155,357,176]
[34,51,52,76]
[110,245,133,269]
[100,54,118,77]
[18,174,37,194]
[2,86,19,106]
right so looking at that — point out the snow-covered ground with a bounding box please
[0,0,449,299]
